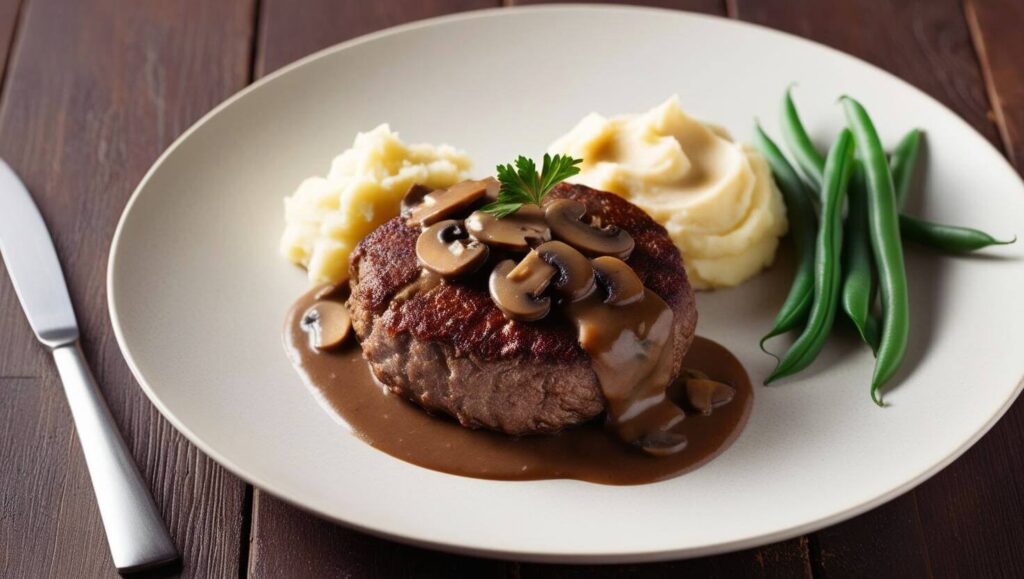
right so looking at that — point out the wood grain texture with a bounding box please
[0,0,255,576]
[249,493,511,578]
[0,0,20,89]
[809,494,930,578]
[735,0,998,146]
[255,0,501,77]
[249,493,811,579]
[0,1,30,381]
[509,0,726,15]
[966,0,1024,167]
[915,407,1024,579]
[734,1,1024,577]
[519,538,812,579]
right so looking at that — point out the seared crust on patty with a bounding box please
[348,183,697,435]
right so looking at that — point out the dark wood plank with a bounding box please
[251,490,809,579]
[0,0,31,379]
[509,0,725,15]
[809,495,930,578]
[0,0,20,87]
[733,1,1024,577]
[966,0,1024,167]
[735,0,998,144]
[519,539,812,579]
[249,493,510,578]
[0,375,109,577]
[256,0,501,77]
[249,1,810,577]
[915,406,1024,579]
[0,0,256,576]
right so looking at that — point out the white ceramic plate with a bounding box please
[108,5,1024,563]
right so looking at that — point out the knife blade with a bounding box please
[0,159,177,572]
[0,160,78,347]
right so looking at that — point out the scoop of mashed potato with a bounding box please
[549,97,787,289]
[281,124,471,284]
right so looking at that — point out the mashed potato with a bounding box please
[549,97,787,289]
[281,124,471,284]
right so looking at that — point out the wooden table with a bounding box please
[0,1,1021,577]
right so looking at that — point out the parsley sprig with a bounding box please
[481,154,583,218]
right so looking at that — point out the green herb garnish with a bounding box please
[481,154,583,218]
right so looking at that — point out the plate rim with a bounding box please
[107,3,1024,563]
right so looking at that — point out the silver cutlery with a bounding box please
[0,160,177,573]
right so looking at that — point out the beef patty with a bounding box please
[347,183,697,435]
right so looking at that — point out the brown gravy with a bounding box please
[568,287,686,455]
[285,288,752,486]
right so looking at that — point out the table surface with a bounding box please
[1,1,1022,577]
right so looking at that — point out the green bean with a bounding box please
[890,129,921,209]
[782,87,826,190]
[766,129,854,384]
[841,161,881,352]
[862,314,881,352]
[841,97,909,406]
[779,91,885,352]
[754,125,819,351]
[889,129,1015,253]
[900,215,1016,252]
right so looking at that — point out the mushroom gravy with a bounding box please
[286,286,751,485]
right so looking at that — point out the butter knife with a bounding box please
[0,160,177,573]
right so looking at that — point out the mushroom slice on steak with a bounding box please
[534,241,595,302]
[400,184,433,213]
[545,199,634,260]
[591,256,644,306]
[416,219,489,277]
[489,252,556,321]
[466,205,551,252]
[408,178,498,227]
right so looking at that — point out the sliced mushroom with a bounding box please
[545,199,634,259]
[408,178,497,227]
[534,241,595,302]
[300,301,352,351]
[465,205,551,252]
[489,252,556,321]
[592,256,645,306]
[400,183,433,212]
[479,176,501,203]
[685,379,735,416]
[637,430,688,457]
[416,219,489,277]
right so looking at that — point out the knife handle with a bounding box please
[52,342,178,573]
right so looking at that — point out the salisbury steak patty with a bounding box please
[347,183,697,435]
